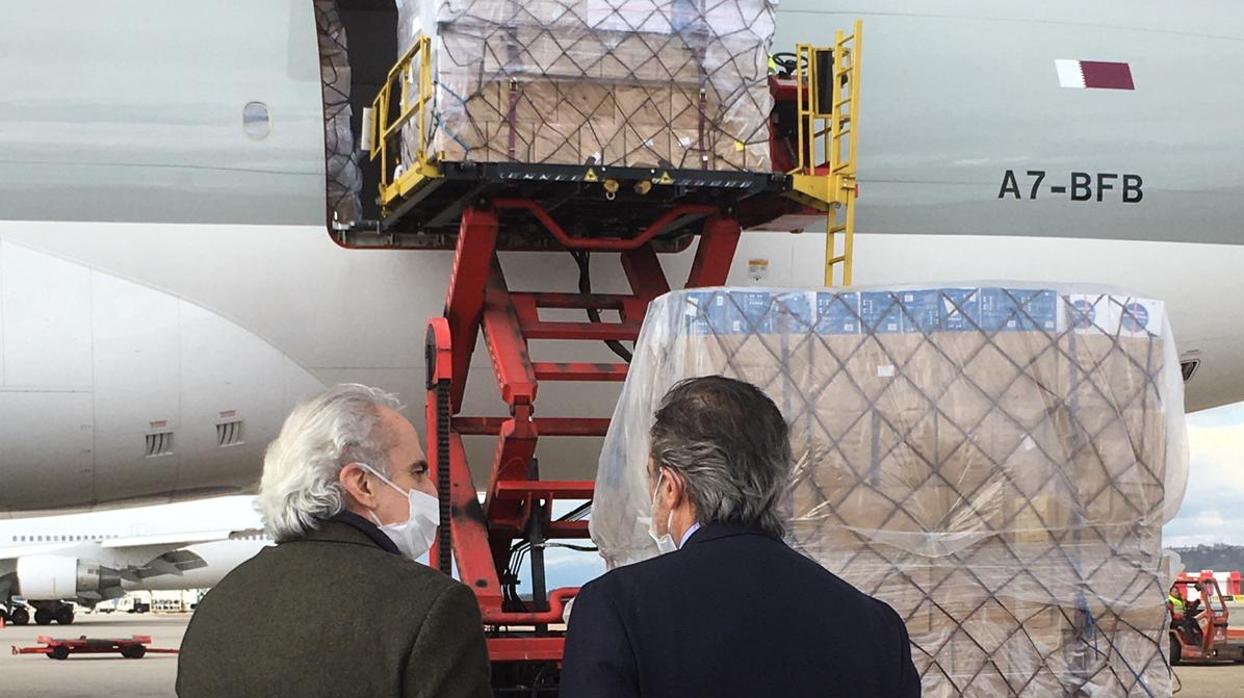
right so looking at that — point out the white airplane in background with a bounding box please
[1,0,1242,516]
[0,497,266,626]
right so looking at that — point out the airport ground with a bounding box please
[2,614,187,697]
[2,611,1243,696]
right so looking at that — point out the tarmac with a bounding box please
[2,613,187,698]
[2,610,1243,696]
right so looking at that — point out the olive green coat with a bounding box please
[176,518,491,697]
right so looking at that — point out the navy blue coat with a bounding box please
[560,523,920,697]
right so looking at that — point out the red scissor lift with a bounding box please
[344,23,861,694]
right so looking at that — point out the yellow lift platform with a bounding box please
[354,23,861,283]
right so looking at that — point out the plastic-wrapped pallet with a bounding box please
[315,0,362,226]
[398,0,775,170]
[592,286,1189,697]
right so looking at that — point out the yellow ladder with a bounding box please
[368,34,440,213]
[788,21,862,287]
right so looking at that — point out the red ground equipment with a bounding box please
[1168,572,1244,664]
[344,22,862,695]
[10,635,179,660]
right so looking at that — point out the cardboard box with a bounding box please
[531,120,580,163]
[596,288,1180,697]
[404,0,774,170]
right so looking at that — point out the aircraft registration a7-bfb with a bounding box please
[0,0,1239,522]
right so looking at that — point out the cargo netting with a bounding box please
[316,0,363,227]
[592,286,1189,697]
[399,0,775,170]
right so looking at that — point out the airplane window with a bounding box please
[243,101,271,140]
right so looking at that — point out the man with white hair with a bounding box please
[177,384,491,698]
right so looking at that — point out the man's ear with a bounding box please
[664,468,686,509]
[339,462,377,509]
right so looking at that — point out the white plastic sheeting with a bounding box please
[399,0,776,169]
[593,285,1188,697]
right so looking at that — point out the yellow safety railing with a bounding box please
[369,34,439,211]
[788,20,861,287]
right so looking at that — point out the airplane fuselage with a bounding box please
[0,0,1240,513]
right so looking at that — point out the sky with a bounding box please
[1161,400,1244,548]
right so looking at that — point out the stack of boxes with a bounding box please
[400,0,775,170]
[593,287,1185,697]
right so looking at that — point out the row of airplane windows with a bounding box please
[9,534,272,543]
[10,534,121,543]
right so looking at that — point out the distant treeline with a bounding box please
[1172,544,1244,573]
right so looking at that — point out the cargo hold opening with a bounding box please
[315,0,397,227]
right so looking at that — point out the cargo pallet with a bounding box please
[345,21,862,695]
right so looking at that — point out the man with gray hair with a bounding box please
[560,376,919,697]
[177,384,490,698]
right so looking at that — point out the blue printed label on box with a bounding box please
[978,289,1057,332]
[686,291,773,335]
[938,289,979,331]
[723,291,772,334]
[772,292,813,334]
[682,291,716,335]
[898,290,942,333]
[859,292,902,333]
[815,292,860,334]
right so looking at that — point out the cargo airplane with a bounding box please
[0,0,1237,519]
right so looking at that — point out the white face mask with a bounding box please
[647,470,678,555]
[360,464,440,561]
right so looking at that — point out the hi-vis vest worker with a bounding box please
[1169,593,1185,616]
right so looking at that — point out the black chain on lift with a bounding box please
[426,325,453,576]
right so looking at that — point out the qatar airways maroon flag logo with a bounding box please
[1055,59,1135,90]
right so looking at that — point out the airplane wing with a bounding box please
[0,528,265,583]
[100,529,264,580]
[99,529,238,550]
